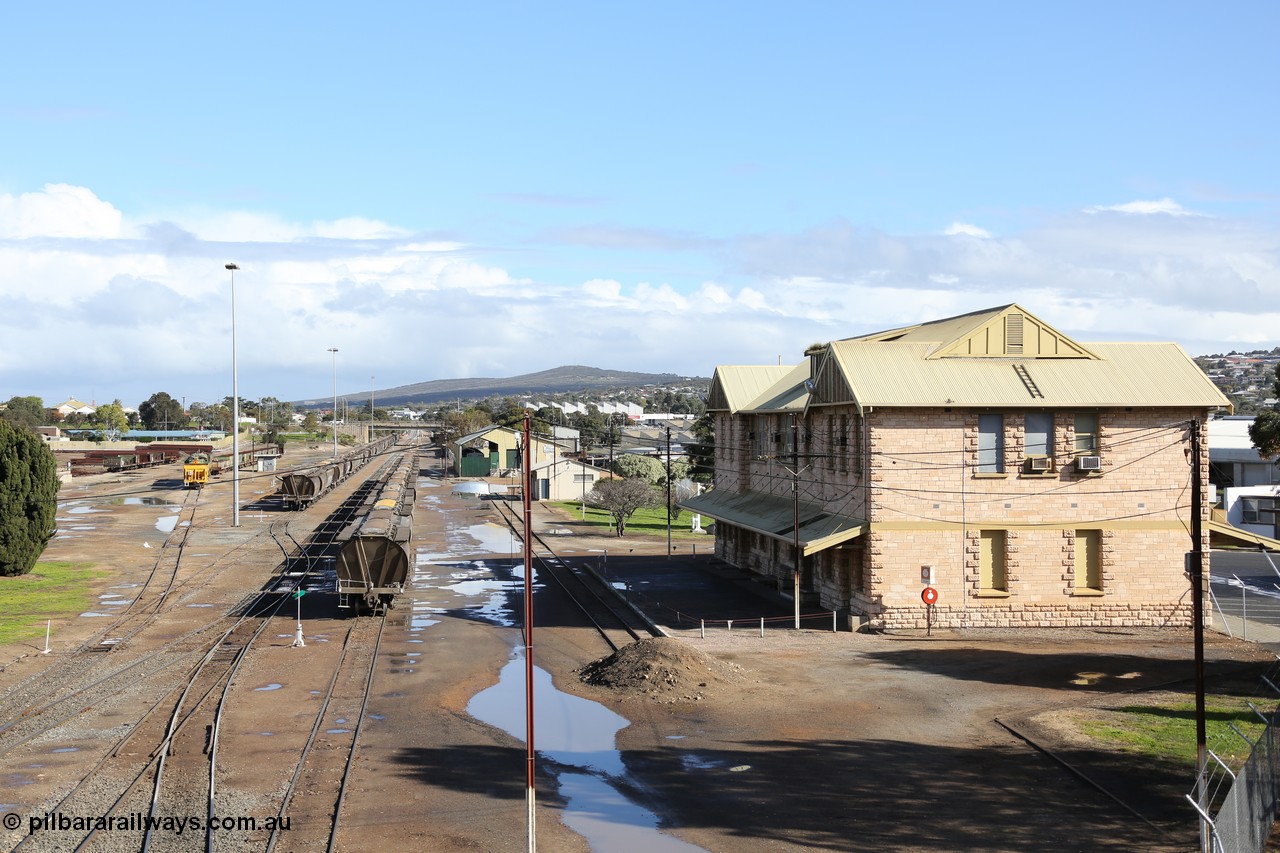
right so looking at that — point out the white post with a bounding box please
[226,263,241,528]
[700,619,705,639]
[727,620,732,633]
[42,620,51,654]
[832,611,837,633]
[291,591,306,648]
[759,617,764,638]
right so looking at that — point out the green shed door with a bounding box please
[506,448,519,468]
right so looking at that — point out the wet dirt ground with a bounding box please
[0,447,1271,852]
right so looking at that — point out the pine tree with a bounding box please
[0,420,59,576]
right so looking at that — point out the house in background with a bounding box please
[531,457,609,502]
[1209,416,1278,489]
[449,425,566,478]
[54,398,96,417]
[684,304,1230,630]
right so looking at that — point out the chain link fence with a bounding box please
[1197,559,1280,852]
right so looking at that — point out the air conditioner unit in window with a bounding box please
[1077,455,1102,472]
[1025,456,1051,473]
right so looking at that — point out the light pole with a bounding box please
[226,263,240,528]
[328,348,339,460]
[370,375,375,435]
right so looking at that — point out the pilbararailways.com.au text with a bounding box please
[19,812,291,835]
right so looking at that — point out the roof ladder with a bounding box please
[1012,363,1044,399]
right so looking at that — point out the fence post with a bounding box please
[832,610,836,633]
[727,620,732,633]
[700,619,705,639]
[1242,577,1248,641]
[760,617,764,638]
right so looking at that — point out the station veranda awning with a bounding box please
[680,489,868,557]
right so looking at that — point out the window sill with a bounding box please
[1071,588,1105,597]
[975,589,1010,598]
[1019,472,1058,479]
[972,473,1008,479]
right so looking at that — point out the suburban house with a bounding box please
[54,398,96,417]
[449,425,567,478]
[683,304,1231,630]
[531,457,610,502]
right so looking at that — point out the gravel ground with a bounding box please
[1,455,1274,852]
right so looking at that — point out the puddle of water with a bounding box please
[558,772,705,852]
[326,728,352,734]
[79,612,111,618]
[115,491,181,504]
[665,735,687,740]
[407,639,425,643]
[468,655,704,851]
[410,616,440,629]
[70,525,97,531]
[259,732,275,736]
[680,754,724,771]
[51,747,80,754]
[254,683,283,692]
[155,515,179,533]
[187,603,215,608]
[67,506,104,515]
[369,714,385,721]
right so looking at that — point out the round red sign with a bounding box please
[921,586,938,605]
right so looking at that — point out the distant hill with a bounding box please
[298,365,707,408]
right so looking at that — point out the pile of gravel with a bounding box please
[578,637,744,702]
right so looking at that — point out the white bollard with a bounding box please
[832,611,837,633]
[760,617,764,638]
[42,620,51,654]
[727,620,732,633]
[700,619,705,639]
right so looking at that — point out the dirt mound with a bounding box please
[578,637,745,703]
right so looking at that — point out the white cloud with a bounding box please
[0,183,123,238]
[944,222,991,238]
[1085,198,1197,216]
[2,184,1277,407]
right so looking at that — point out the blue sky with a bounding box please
[1,2,1277,406]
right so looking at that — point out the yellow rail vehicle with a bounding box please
[182,453,222,488]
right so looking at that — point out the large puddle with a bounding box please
[417,506,703,852]
[468,655,703,852]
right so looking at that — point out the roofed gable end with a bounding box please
[927,304,1099,360]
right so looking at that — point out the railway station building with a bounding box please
[682,304,1231,631]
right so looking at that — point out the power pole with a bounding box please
[1190,418,1208,851]
[522,412,537,852]
[665,426,672,560]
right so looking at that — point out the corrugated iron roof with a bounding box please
[707,365,796,411]
[824,341,1229,409]
[680,489,867,555]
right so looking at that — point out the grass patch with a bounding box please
[1079,695,1271,768]
[0,561,104,646]
[550,501,711,540]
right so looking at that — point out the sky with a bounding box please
[1,2,1277,408]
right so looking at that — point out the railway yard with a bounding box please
[0,434,1276,852]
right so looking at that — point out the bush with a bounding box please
[0,421,60,576]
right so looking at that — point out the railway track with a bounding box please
[6,473,388,853]
[491,499,653,652]
[9,520,335,853]
[263,613,387,853]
